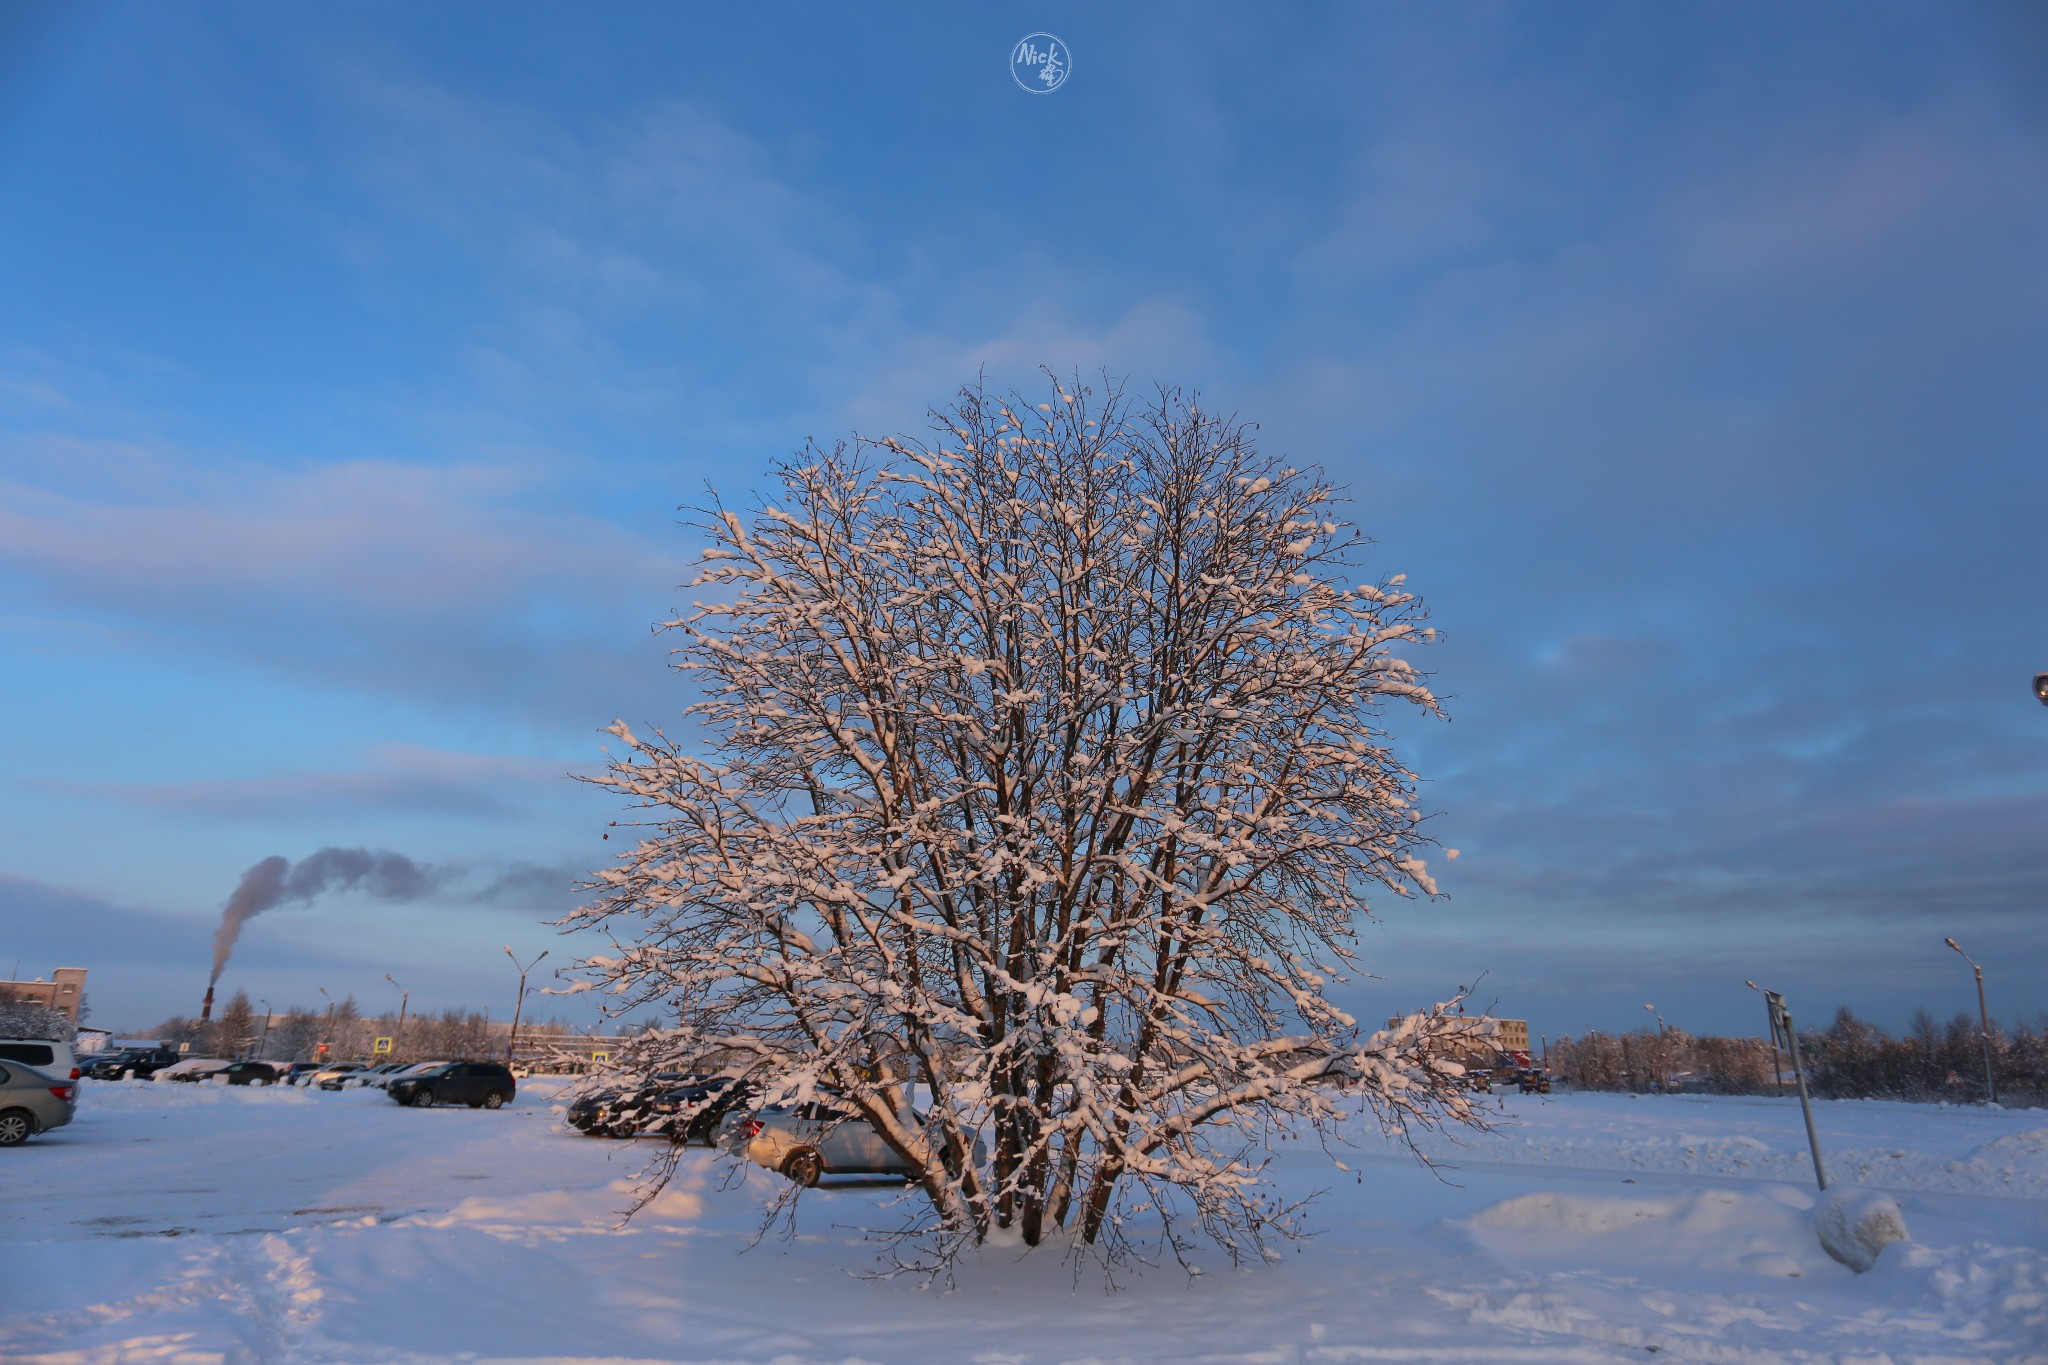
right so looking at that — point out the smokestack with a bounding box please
[200,985,215,1023]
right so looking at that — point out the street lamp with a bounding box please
[1746,980,1829,1190]
[2033,672,2047,706]
[318,986,335,1059]
[1643,1003,1668,1038]
[257,998,273,1060]
[504,947,548,1064]
[1745,979,1785,1096]
[385,974,409,1061]
[1944,937,1998,1104]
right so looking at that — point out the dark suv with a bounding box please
[387,1061,516,1110]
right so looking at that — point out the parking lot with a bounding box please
[2,1077,2043,1363]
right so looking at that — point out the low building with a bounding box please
[1386,1013,1531,1067]
[0,967,88,1023]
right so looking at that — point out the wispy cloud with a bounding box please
[49,743,598,822]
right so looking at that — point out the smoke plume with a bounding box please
[209,847,443,984]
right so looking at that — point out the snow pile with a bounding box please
[1466,1185,1826,1278]
[1813,1185,1909,1271]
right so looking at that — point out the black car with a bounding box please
[85,1046,181,1081]
[219,1060,284,1086]
[387,1061,516,1109]
[569,1075,755,1143]
[638,1077,757,1144]
[564,1071,695,1137]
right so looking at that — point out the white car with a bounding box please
[150,1057,230,1082]
[737,1099,985,1187]
[0,1038,80,1083]
[300,1062,368,1088]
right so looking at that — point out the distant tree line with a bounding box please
[144,988,593,1063]
[1549,1006,2048,1106]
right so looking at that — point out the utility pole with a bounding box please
[317,986,335,1059]
[385,974,409,1061]
[258,999,273,1060]
[1945,938,1998,1105]
[504,947,548,1064]
[1751,981,1827,1190]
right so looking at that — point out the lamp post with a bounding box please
[1748,980,1828,1190]
[257,998,273,1060]
[1746,979,1785,1096]
[385,974,409,1062]
[318,986,334,1059]
[1944,937,1998,1105]
[504,947,547,1064]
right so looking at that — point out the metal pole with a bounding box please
[1747,980,1785,1097]
[386,974,408,1061]
[1946,938,1997,1105]
[258,1000,273,1060]
[319,986,334,1059]
[1973,965,1996,1105]
[504,947,548,1063]
[1759,987,1828,1191]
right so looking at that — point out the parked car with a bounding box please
[570,1075,756,1142]
[387,1061,516,1109]
[301,1062,368,1087]
[153,1057,231,1082]
[563,1070,695,1136]
[84,1045,182,1080]
[0,1061,78,1144]
[737,1100,985,1186]
[219,1060,284,1086]
[324,1061,407,1091]
[365,1061,447,1090]
[0,1037,80,1082]
[281,1062,326,1085]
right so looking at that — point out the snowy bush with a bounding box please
[0,990,74,1042]
[571,375,1478,1269]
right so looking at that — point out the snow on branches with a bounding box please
[572,375,1478,1269]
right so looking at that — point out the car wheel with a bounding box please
[482,1090,506,1110]
[409,1088,436,1108]
[780,1147,824,1187]
[255,1077,272,1087]
[0,1110,33,1146]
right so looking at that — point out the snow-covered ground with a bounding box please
[3,1080,2043,1363]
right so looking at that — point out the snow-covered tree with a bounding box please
[211,989,257,1058]
[573,376,1478,1268]
[0,987,75,1042]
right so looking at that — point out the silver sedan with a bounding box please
[0,1061,78,1146]
[737,1099,985,1186]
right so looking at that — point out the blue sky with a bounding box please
[2,3,2043,1039]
